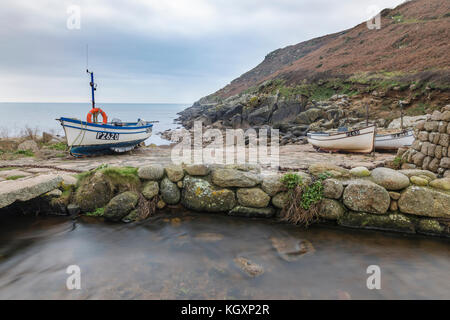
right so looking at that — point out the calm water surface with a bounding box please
[0,211,449,300]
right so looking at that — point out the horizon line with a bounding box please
[0,101,192,105]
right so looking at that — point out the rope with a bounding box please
[68,118,88,157]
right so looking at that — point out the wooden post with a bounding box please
[400,101,404,131]
[366,104,369,127]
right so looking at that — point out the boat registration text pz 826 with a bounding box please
[96,132,119,140]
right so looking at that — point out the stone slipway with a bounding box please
[0,174,63,209]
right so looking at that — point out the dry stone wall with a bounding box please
[402,105,450,177]
[2,162,449,238]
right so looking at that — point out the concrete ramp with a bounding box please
[0,174,63,209]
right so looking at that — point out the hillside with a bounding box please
[177,0,450,145]
[214,0,450,98]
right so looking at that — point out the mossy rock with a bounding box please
[104,191,139,221]
[416,219,445,235]
[74,167,141,212]
[338,212,415,233]
[181,176,236,212]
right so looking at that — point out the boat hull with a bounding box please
[58,117,152,155]
[307,126,376,153]
[375,130,414,150]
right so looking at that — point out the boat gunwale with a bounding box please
[307,130,374,142]
[307,125,376,138]
[375,130,413,138]
[58,117,153,130]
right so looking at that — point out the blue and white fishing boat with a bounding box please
[58,70,154,156]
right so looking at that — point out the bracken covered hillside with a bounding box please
[214,0,450,98]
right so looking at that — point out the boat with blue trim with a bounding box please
[57,70,154,156]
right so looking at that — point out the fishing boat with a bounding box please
[307,125,376,153]
[374,130,414,151]
[57,70,154,156]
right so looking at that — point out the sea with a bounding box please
[0,102,189,145]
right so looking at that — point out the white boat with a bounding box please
[58,117,153,156]
[307,125,376,153]
[375,130,414,151]
[57,70,154,156]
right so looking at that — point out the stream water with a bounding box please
[0,211,449,300]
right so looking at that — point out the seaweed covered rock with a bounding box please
[343,180,390,214]
[104,191,139,221]
[160,177,180,205]
[181,176,236,212]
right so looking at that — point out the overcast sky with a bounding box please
[0,0,405,103]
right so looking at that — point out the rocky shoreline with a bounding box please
[174,82,431,146]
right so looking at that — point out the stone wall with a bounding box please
[402,105,450,177]
[56,162,450,238]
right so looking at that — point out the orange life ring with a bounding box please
[87,108,107,124]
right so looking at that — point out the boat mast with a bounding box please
[87,69,96,108]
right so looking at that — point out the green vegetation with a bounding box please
[280,173,303,190]
[76,165,140,192]
[392,14,404,23]
[85,207,105,217]
[244,96,260,111]
[6,175,25,180]
[0,167,18,171]
[48,142,67,151]
[14,150,34,157]
[392,156,406,170]
[300,173,330,210]
[280,172,331,226]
